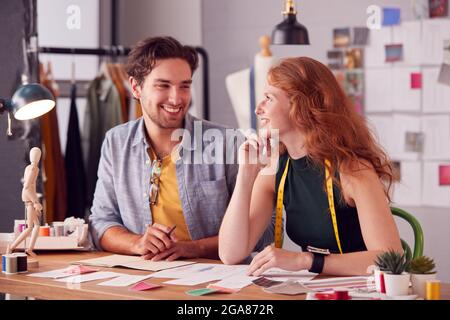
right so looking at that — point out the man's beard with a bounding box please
[148,108,185,129]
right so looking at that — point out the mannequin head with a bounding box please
[29,147,41,164]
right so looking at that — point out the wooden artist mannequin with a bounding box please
[226,35,276,130]
[7,147,42,261]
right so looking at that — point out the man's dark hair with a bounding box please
[125,36,199,85]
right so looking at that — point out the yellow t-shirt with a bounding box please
[148,147,191,241]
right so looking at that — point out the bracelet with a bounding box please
[308,253,325,274]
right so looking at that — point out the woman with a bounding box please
[219,57,402,276]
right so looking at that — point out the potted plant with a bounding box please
[375,250,410,296]
[407,255,437,298]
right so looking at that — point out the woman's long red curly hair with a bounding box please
[268,57,394,201]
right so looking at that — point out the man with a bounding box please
[89,36,273,261]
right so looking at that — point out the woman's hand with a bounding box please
[247,245,309,276]
[238,130,277,176]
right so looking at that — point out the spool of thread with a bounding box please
[334,290,350,300]
[426,280,441,300]
[12,253,28,273]
[18,223,27,233]
[2,254,18,274]
[39,226,50,236]
[53,224,64,237]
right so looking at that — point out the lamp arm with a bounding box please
[0,98,12,115]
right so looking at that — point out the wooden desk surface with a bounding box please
[1,251,449,300]
[0,251,305,300]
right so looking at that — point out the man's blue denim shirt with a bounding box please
[89,113,274,256]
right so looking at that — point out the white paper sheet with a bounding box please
[391,67,421,111]
[161,264,250,286]
[150,263,241,279]
[422,162,450,207]
[421,19,450,65]
[422,67,450,113]
[365,68,393,112]
[391,115,421,160]
[27,268,73,279]
[422,115,450,160]
[392,161,422,206]
[163,274,224,286]
[366,115,395,157]
[365,27,393,67]
[73,254,142,267]
[73,254,196,271]
[444,40,450,65]
[97,274,154,287]
[209,275,258,290]
[392,21,422,65]
[55,271,121,284]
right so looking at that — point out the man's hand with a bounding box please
[142,239,202,261]
[132,223,175,256]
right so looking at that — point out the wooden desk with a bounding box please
[0,251,303,300]
[1,251,449,300]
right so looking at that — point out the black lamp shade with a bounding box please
[10,83,55,120]
[272,14,310,45]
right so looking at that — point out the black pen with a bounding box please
[166,224,177,238]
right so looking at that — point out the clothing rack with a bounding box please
[38,46,210,120]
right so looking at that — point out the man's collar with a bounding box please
[131,113,198,148]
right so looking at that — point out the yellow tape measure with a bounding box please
[274,158,343,254]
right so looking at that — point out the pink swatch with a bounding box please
[439,165,450,186]
[411,73,422,89]
[129,281,162,291]
[64,265,98,275]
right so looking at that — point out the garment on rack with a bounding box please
[39,63,68,222]
[83,76,123,212]
[65,84,86,219]
[108,64,128,122]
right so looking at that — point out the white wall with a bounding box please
[37,0,100,154]
[118,0,204,118]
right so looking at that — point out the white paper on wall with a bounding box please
[422,67,450,113]
[392,67,422,111]
[421,19,450,65]
[365,68,393,112]
[366,27,393,67]
[391,114,421,161]
[366,115,395,157]
[422,115,450,160]
[422,161,450,207]
[392,21,422,65]
[392,161,422,206]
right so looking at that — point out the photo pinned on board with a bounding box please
[333,28,351,48]
[438,164,450,186]
[404,131,424,153]
[429,0,448,18]
[385,44,404,62]
[438,63,450,86]
[327,50,344,70]
[344,71,364,114]
[344,48,364,69]
[352,27,370,46]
